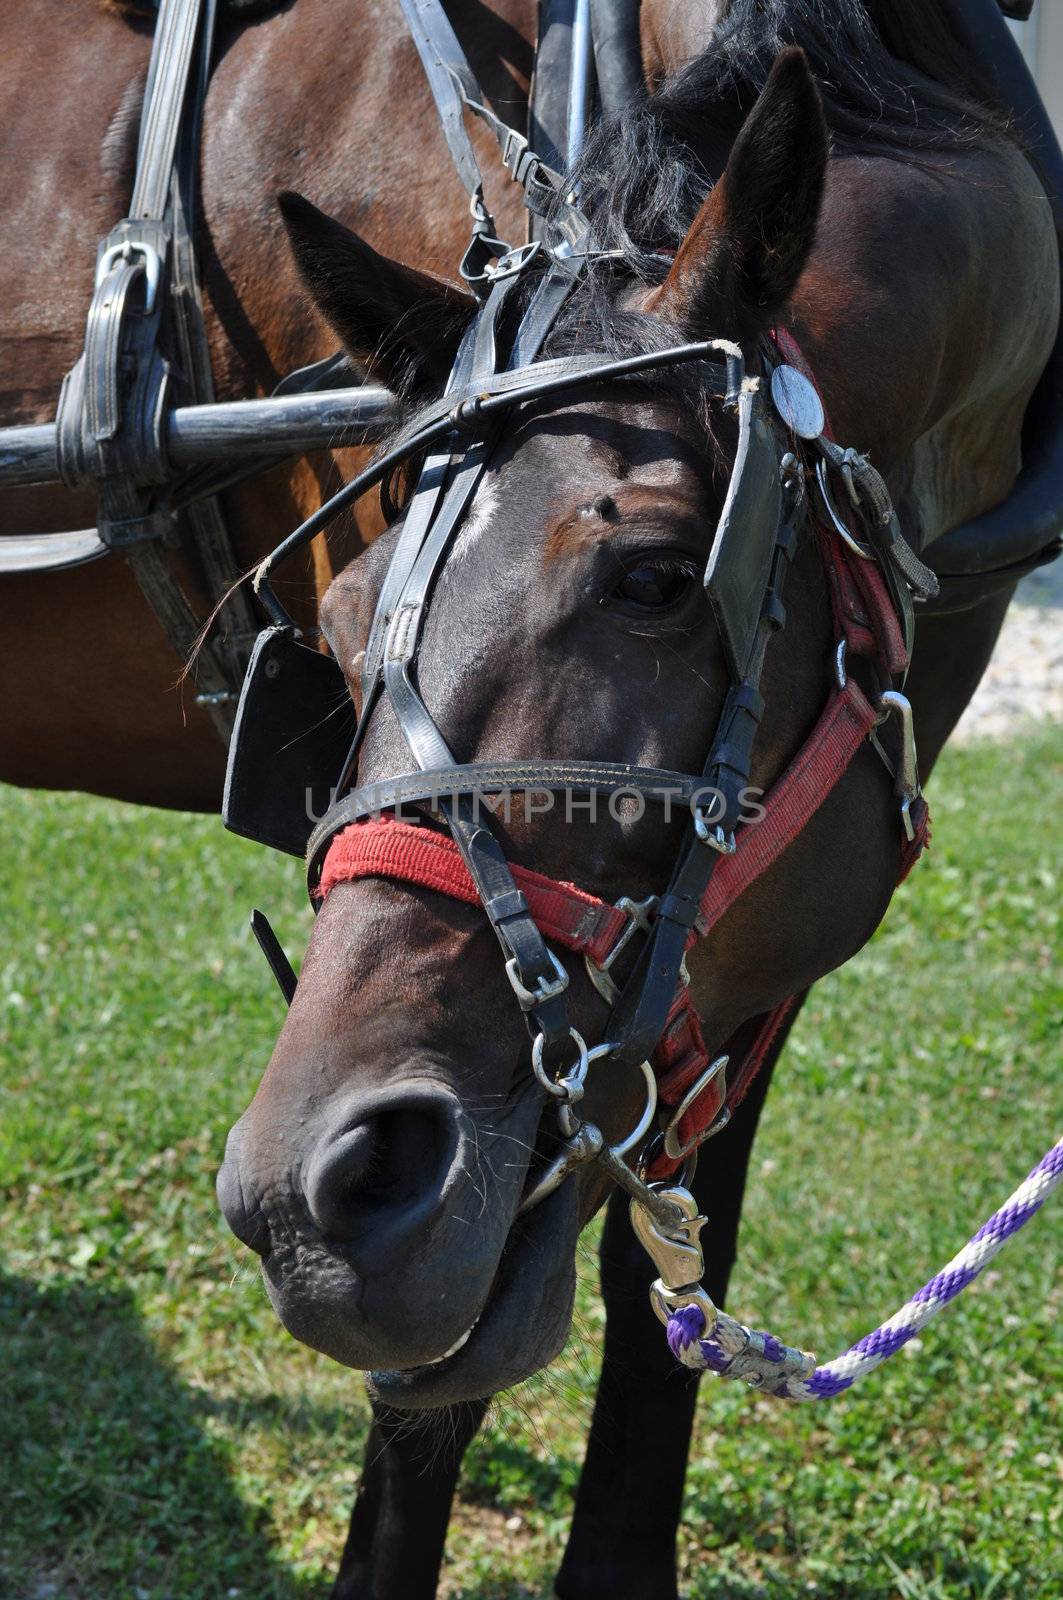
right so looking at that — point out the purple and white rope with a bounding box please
[666,1136,1063,1400]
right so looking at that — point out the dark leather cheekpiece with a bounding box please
[703,387,783,680]
[223,626,355,857]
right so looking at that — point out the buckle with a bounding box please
[485,241,543,281]
[96,238,162,315]
[499,127,563,200]
[505,948,570,1011]
[694,811,737,854]
[584,894,659,1006]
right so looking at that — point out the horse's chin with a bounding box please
[367,1177,581,1409]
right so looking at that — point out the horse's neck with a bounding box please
[789,145,1057,544]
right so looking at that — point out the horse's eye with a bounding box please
[611,559,697,611]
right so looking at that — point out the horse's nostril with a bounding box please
[304,1098,459,1244]
[216,1154,272,1258]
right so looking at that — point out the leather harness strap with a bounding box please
[54,0,257,738]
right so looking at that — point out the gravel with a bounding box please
[951,561,1063,742]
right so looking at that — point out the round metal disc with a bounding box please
[770,363,825,440]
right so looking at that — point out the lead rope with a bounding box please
[634,1136,1063,1399]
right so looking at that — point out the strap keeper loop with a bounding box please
[485,887,530,925]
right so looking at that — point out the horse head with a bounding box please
[217,51,918,1406]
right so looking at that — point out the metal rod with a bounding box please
[0,425,58,486]
[0,387,397,488]
[167,387,396,463]
[595,1143,685,1232]
[565,0,595,171]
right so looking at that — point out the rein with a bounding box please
[238,0,1059,1399]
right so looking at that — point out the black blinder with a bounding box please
[223,626,355,857]
[703,386,783,680]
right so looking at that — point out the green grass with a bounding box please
[0,729,1060,1600]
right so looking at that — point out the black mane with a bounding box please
[563,0,1009,283]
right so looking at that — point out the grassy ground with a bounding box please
[0,728,1060,1600]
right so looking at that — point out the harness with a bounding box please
[0,0,393,737]
[233,0,932,1194]
[221,0,933,1278]
[227,0,1063,1398]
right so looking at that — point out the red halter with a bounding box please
[316,338,930,1180]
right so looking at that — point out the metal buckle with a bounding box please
[485,241,543,281]
[584,895,659,1005]
[96,239,162,315]
[693,811,737,854]
[500,124,529,175]
[505,948,570,1011]
[499,127,563,202]
[661,1055,730,1162]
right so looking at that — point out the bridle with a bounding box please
[234,0,939,1245]
[222,2,1063,1399]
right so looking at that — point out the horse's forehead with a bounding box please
[502,393,706,490]
[446,395,706,571]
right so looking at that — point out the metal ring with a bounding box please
[611,1060,658,1159]
[636,1137,698,1192]
[556,1042,616,1134]
[531,1027,589,1100]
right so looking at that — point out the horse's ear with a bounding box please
[648,49,827,342]
[278,190,476,393]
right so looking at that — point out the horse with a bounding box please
[213,4,1059,1598]
[4,0,1058,1594]
[0,0,540,807]
[2,0,1052,808]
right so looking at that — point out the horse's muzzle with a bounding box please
[216,1077,538,1378]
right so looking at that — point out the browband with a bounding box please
[306,760,715,885]
[252,341,739,628]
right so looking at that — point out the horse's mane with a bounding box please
[561,0,1009,289]
[662,0,1007,158]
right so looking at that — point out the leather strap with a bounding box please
[697,679,881,933]
[53,0,252,739]
[306,759,710,885]
[397,0,585,275]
